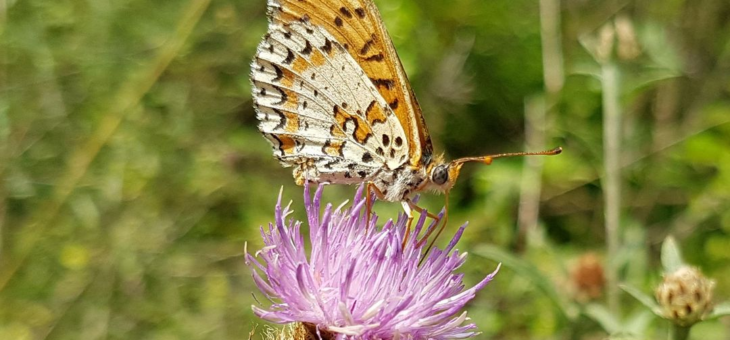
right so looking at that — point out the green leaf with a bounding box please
[473,244,578,320]
[623,309,653,335]
[707,301,730,319]
[661,236,685,273]
[584,303,621,334]
[620,284,663,317]
[639,22,683,73]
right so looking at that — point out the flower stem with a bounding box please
[602,61,621,316]
[671,324,691,340]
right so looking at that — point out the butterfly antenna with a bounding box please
[454,147,562,165]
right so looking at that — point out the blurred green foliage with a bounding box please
[1,0,729,338]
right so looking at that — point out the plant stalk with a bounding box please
[671,324,690,340]
[517,0,564,249]
[602,61,621,316]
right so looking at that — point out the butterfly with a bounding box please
[250,0,561,247]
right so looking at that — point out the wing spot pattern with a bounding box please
[273,108,286,131]
[330,124,346,138]
[354,7,366,18]
[272,65,283,82]
[323,160,337,169]
[360,37,375,55]
[282,89,298,110]
[364,100,386,125]
[309,49,326,66]
[301,40,312,55]
[334,105,373,144]
[389,98,399,109]
[273,134,296,155]
[364,53,384,62]
[291,56,309,73]
[283,48,295,64]
[370,77,394,90]
[279,66,296,87]
[322,39,333,55]
[322,140,346,157]
[339,7,352,18]
[272,86,287,105]
[284,112,299,133]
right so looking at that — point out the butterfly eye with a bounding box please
[431,165,449,185]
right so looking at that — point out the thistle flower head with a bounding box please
[655,266,715,327]
[246,184,499,339]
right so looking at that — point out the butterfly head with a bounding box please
[426,159,465,194]
[425,147,563,194]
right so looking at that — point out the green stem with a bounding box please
[602,62,621,316]
[671,324,691,340]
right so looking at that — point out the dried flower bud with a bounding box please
[595,22,615,63]
[571,253,605,302]
[655,266,715,326]
[614,15,641,60]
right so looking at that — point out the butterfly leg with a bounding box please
[401,201,415,248]
[366,183,385,230]
[418,193,449,259]
[405,200,441,246]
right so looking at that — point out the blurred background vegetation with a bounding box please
[1,0,729,338]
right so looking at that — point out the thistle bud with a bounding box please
[571,253,605,302]
[655,266,715,327]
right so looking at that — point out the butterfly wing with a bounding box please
[260,0,434,168]
[252,4,411,184]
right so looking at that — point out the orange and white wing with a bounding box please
[252,6,410,184]
[254,0,435,171]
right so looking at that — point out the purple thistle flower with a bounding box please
[245,184,500,339]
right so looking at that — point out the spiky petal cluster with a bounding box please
[246,184,499,339]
